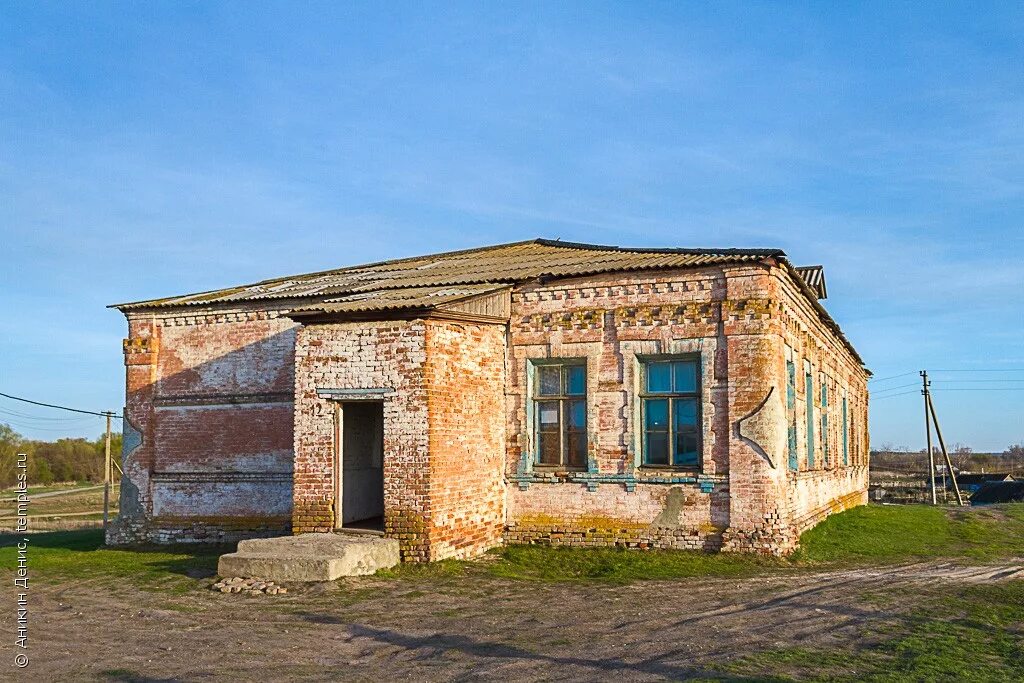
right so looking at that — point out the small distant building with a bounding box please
[970,481,1024,505]
[107,239,870,559]
[953,473,1015,494]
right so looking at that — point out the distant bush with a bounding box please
[0,423,122,489]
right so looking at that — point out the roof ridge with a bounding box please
[110,239,788,311]
[107,239,542,309]
[251,238,545,287]
[534,238,785,257]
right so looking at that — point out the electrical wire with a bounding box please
[0,407,101,423]
[868,372,917,384]
[871,390,920,400]
[932,379,1024,383]
[932,368,1024,373]
[872,382,921,394]
[0,392,121,419]
[931,388,1024,392]
[0,419,107,435]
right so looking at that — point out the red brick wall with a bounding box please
[112,260,867,558]
[768,264,871,542]
[506,267,743,550]
[292,318,507,561]
[504,263,868,555]
[423,320,506,560]
[291,320,431,558]
[108,307,297,545]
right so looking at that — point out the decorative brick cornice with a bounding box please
[518,307,604,333]
[614,303,718,328]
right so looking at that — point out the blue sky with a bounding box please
[1,2,1022,449]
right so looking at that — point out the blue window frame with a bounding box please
[534,362,587,468]
[786,359,798,471]
[821,378,829,467]
[805,362,815,469]
[842,395,849,466]
[640,358,701,468]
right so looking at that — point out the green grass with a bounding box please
[482,543,783,583]
[726,580,1024,682]
[794,503,1024,564]
[0,529,222,593]
[4,504,1023,593]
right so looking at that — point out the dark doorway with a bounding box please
[336,401,385,530]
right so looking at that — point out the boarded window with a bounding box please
[641,358,701,468]
[533,362,587,468]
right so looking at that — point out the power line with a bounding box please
[932,368,1024,372]
[0,408,99,423]
[872,390,920,400]
[0,419,107,435]
[931,388,1024,392]
[872,382,921,394]
[933,379,1024,383]
[869,372,917,384]
[0,392,121,419]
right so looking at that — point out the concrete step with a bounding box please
[217,532,400,582]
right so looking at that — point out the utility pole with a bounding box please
[922,371,937,505]
[103,411,112,531]
[928,393,965,506]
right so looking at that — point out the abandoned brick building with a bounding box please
[109,239,870,559]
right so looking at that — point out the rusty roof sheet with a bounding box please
[111,239,783,310]
[795,265,827,299]
[110,238,865,366]
[288,283,510,315]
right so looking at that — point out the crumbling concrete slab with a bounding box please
[217,532,400,581]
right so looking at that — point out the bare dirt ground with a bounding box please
[8,559,1022,682]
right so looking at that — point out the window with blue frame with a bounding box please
[805,361,815,468]
[842,395,849,466]
[640,358,701,468]
[787,359,798,471]
[533,362,587,468]
[820,376,829,467]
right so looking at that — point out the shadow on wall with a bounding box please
[118,323,299,543]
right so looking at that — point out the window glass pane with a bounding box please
[538,401,560,425]
[538,366,561,396]
[645,432,669,465]
[673,398,698,428]
[646,362,671,393]
[538,432,560,465]
[566,365,586,395]
[645,399,669,429]
[673,361,697,392]
[674,430,699,466]
[567,431,587,467]
[567,399,586,428]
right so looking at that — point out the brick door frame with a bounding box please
[331,397,387,531]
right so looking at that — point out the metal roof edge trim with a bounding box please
[776,257,867,373]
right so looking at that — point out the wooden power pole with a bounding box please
[103,411,112,530]
[922,371,937,505]
[927,393,965,506]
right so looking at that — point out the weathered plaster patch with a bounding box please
[737,386,785,469]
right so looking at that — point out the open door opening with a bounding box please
[335,401,385,532]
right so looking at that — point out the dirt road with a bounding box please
[6,559,1020,682]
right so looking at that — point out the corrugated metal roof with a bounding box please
[111,239,784,310]
[110,238,864,366]
[795,265,827,299]
[289,283,510,315]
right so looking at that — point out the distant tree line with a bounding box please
[871,442,1024,475]
[0,423,123,489]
